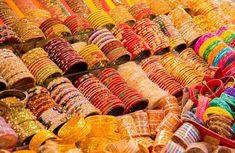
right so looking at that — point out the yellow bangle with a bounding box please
[203,107,233,122]
[199,36,220,57]
[29,130,58,151]
[219,30,233,40]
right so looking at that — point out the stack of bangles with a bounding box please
[36,0,71,21]
[154,129,173,151]
[21,47,63,86]
[128,3,156,20]
[194,32,235,69]
[153,15,186,51]
[193,15,215,33]
[27,86,55,119]
[24,9,52,27]
[44,37,88,75]
[112,23,151,60]
[179,48,208,75]
[0,49,35,90]
[147,110,165,136]
[140,56,184,97]
[0,1,19,29]
[64,0,91,18]
[47,77,101,117]
[77,44,109,69]
[0,116,18,150]
[0,90,43,146]
[87,10,115,29]
[217,27,235,49]
[160,52,203,87]
[39,17,72,39]
[118,61,168,109]
[158,95,181,116]
[168,7,203,47]
[133,18,170,55]
[14,18,45,43]
[109,5,136,25]
[63,15,93,35]
[88,28,131,64]
[74,74,125,116]
[97,68,149,113]
[149,0,172,15]
[27,86,71,132]
[0,24,20,44]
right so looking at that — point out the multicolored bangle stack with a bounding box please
[76,44,109,69]
[161,140,185,153]
[172,123,201,148]
[112,23,151,60]
[44,37,88,75]
[179,48,208,75]
[47,77,101,117]
[0,1,19,30]
[117,114,138,138]
[14,18,45,43]
[194,33,235,69]
[74,74,125,116]
[109,5,136,25]
[24,9,52,27]
[0,116,18,150]
[88,28,131,64]
[0,90,43,146]
[0,48,35,90]
[128,3,156,20]
[217,27,235,49]
[64,0,91,18]
[133,18,170,55]
[118,62,168,109]
[36,0,72,21]
[153,15,186,51]
[168,7,203,47]
[87,10,115,29]
[21,47,63,86]
[0,24,20,45]
[27,86,55,119]
[131,110,151,136]
[63,15,93,35]
[97,68,149,113]
[146,110,165,136]
[158,95,181,116]
[160,52,203,87]
[140,56,183,97]
[39,17,72,39]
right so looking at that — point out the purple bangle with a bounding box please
[194,33,215,54]
[225,87,235,97]
[216,26,228,36]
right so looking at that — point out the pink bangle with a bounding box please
[216,26,228,36]
[194,33,215,54]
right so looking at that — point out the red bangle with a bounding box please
[189,84,203,106]
[200,79,225,99]
[203,66,222,82]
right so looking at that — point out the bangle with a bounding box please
[154,130,173,151]
[200,79,225,99]
[29,130,58,151]
[203,107,233,122]
[131,111,151,136]
[203,66,222,82]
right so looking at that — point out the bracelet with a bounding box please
[203,107,233,122]
[200,79,225,99]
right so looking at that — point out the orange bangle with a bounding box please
[207,43,227,65]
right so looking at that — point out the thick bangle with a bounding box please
[203,107,233,122]
[29,130,58,151]
[200,79,225,99]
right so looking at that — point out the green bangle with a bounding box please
[203,40,221,61]
[209,97,233,115]
[224,33,235,44]
[221,93,235,109]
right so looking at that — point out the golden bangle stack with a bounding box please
[15,18,45,43]
[87,10,115,30]
[160,52,203,87]
[169,7,203,46]
[0,90,43,146]
[25,9,51,27]
[149,0,172,15]
[77,44,109,69]
[0,49,35,90]
[21,47,63,86]
[44,23,72,39]
[109,5,136,25]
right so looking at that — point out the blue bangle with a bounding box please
[221,93,235,109]
[209,97,233,114]
[212,47,233,66]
